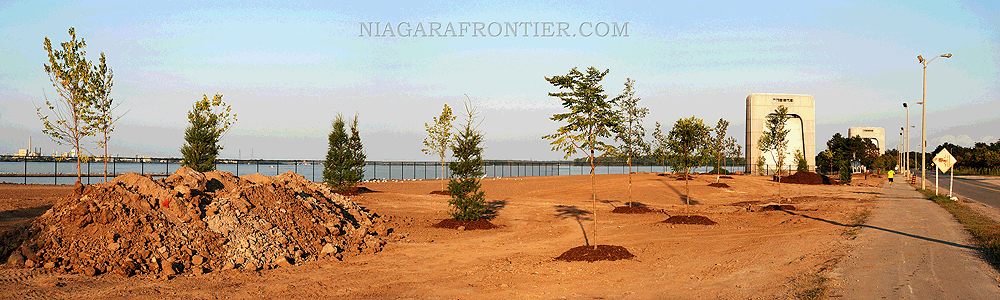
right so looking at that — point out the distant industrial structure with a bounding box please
[746,93,816,174]
[847,127,886,154]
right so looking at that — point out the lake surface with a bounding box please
[0,161,745,185]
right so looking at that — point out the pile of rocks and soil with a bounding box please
[780,171,840,185]
[4,167,396,277]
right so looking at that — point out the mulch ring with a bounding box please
[429,190,450,195]
[333,186,376,196]
[759,204,796,211]
[661,215,717,225]
[707,182,730,188]
[431,218,499,230]
[555,245,635,262]
[611,205,655,214]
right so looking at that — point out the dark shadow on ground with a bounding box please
[554,205,593,246]
[482,200,507,220]
[0,205,53,223]
[655,178,701,205]
[780,210,980,251]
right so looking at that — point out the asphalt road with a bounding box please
[831,181,1000,298]
[915,172,1000,209]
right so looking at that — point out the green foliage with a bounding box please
[541,67,617,163]
[448,98,487,221]
[707,118,735,174]
[609,78,649,164]
[931,140,1000,171]
[89,52,121,182]
[820,133,879,173]
[37,27,100,183]
[324,114,364,191]
[651,121,670,170]
[757,105,791,175]
[542,66,616,247]
[795,149,809,172]
[347,115,366,185]
[423,104,456,181]
[180,94,236,172]
[839,161,852,184]
[667,116,710,173]
[667,116,711,205]
[756,155,767,175]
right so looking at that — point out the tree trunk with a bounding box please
[627,156,633,207]
[103,132,109,183]
[590,146,597,250]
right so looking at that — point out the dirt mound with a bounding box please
[429,190,450,196]
[707,182,730,188]
[780,171,840,185]
[10,167,394,277]
[555,245,634,262]
[431,218,498,230]
[661,215,717,225]
[611,206,655,214]
[760,204,796,211]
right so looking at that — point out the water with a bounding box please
[0,161,746,184]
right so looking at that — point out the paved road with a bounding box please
[831,181,1000,299]
[924,174,1000,210]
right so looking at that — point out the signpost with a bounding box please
[933,148,958,199]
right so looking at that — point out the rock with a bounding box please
[161,259,176,275]
[25,259,35,268]
[115,260,136,277]
[275,256,293,267]
[457,226,466,231]
[321,243,338,255]
[192,255,204,265]
[222,262,235,270]
[6,252,25,267]
[173,185,191,196]
[81,266,98,277]
[107,242,120,251]
[43,261,56,269]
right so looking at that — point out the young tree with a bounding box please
[795,149,809,172]
[180,94,236,172]
[667,116,711,205]
[707,118,731,181]
[346,114,366,186]
[447,97,487,221]
[423,104,456,188]
[610,78,649,206]
[37,27,98,184]
[727,137,742,174]
[89,52,125,183]
[757,105,790,199]
[324,115,353,191]
[651,122,670,172]
[542,66,617,248]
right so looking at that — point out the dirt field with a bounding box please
[0,172,883,299]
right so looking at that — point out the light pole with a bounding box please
[918,53,952,189]
[902,103,911,176]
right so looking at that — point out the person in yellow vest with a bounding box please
[887,169,895,187]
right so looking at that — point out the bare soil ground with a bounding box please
[0,172,884,299]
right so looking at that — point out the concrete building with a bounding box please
[848,127,886,154]
[746,93,816,175]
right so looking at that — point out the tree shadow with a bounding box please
[482,199,507,220]
[554,205,593,246]
[779,210,980,251]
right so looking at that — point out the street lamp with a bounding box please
[902,102,910,176]
[918,53,952,189]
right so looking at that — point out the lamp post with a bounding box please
[902,102,911,176]
[917,53,952,189]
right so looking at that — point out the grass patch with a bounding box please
[790,273,830,300]
[844,209,871,236]
[914,187,1000,266]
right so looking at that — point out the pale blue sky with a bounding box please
[1,0,997,160]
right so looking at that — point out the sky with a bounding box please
[1,0,997,161]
